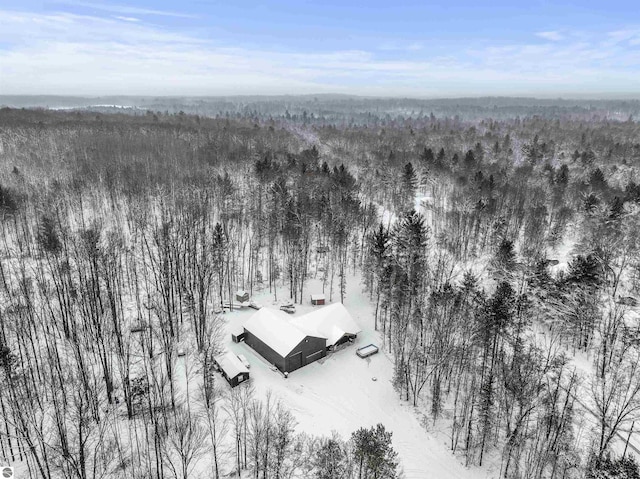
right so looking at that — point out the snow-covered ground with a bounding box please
[212,275,490,479]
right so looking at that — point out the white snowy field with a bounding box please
[209,275,491,479]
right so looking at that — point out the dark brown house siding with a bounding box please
[213,355,250,388]
[243,331,286,371]
[225,371,249,387]
[285,336,326,373]
[243,329,326,373]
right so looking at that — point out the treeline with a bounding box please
[3,96,640,124]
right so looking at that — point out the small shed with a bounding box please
[214,352,250,387]
[310,294,326,306]
[236,290,250,303]
[231,330,247,343]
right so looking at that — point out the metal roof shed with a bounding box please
[214,352,250,387]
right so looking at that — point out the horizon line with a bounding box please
[2,93,640,102]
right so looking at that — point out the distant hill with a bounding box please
[1,94,639,122]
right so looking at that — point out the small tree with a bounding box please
[351,424,398,479]
[37,213,62,254]
[312,433,351,479]
[163,407,208,479]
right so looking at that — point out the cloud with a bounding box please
[536,31,564,42]
[607,28,640,46]
[114,16,139,22]
[0,11,204,45]
[0,9,638,97]
[52,0,197,18]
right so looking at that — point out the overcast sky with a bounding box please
[0,0,639,97]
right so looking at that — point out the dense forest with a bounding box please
[1,99,640,478]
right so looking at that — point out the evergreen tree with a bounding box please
[212,222,228,306]
[402,162,417,191]
[464,150,476,169]
[419,147,435,166]
[477,281,515,465]
[584,193,600,213]
[366,223,392,330]
[590,168,607,190]
[351,424,398,479]
[625,181,640,203]
[313,435,350,479]
[392,210,429,296]
[609,196,625,220]
[436,148,446,168]
[37,213,62,254]
[566,254,603,288]
[0,183,20,216]
[522,135,544,165]
[556,164,570,186]
[492,238,516,277]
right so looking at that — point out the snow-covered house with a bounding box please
[213,351,250,387]
[236,290,250,303]
[290,303,361,350]
[231,325,246,343]
[243,309,327,373]
[310,293,326,305]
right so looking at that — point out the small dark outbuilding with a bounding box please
[236,290,250,303]
[310,293,326,306]
[231,326,246,343]
[214,352,250,387]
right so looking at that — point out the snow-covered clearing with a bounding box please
[208,275,490,479]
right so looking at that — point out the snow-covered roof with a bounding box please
[230,323,245,336]
[244,304,361,356]
[290,303,361,346]
[215,351,249,378]
[311,293,326,300]
[244,308,312,357]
